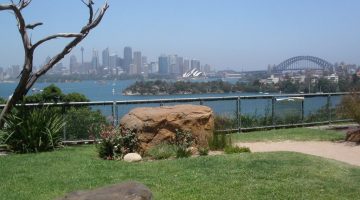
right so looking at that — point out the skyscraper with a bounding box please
[91,49,100,74]
[183,59,190,73]
[158,55,169,75]
[102,47,110,68]
[169,55,179,75]
[133,51,142,75]
[191,59,201,70]
[123,46,132,74]
[69,55,78,74]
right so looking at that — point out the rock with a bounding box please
[124,153,142,162]
[120,104,214,154]
[346,129,360,143]
[58,181,153,200]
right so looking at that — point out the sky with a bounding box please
[0,0,360,71]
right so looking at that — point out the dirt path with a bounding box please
[235,141,360,166]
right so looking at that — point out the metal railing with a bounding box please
[0,92,353,140]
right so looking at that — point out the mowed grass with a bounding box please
[0,145,359,200]
[232,127,346,142]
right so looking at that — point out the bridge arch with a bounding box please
[273,56,333,73]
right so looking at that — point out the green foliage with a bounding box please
[224,146,251,154]
[176,147,192,158]
[0,97,6,104]
[96,126,139,160]
[146,143,177,160]
[2,107,65,153]
[174,129,193,158]
[25,84,89,103]
[97,126,122,160]
[209,132,231,150]
[63,93,89,102]
[231,128,345,142]
[198,147,209,156]
[65,107,107,140]
[339,92,360,124]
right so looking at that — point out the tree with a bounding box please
[0,0,109,127]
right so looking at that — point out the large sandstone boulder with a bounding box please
[120,104,214,154]
[58,181,153,200]
[346,129,360,143]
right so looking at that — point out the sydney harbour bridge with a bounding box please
[271,56,334,73]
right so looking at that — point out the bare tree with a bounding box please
[0,0,109,127]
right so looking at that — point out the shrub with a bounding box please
[174,129,193,158]
[176,147,192,158]
[65,107,107,140]
[339,92,360,124]
[97,126,122,160]
[147,143,177,160]
[96,126,139,160]
[224,146,251,154]
[198,147,209,156]
[2,107,65,153]
[209,132,231,150]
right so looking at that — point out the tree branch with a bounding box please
[26,22,43,30]
[26,1,109,89]
[32,33,84,50]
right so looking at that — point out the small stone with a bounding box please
[124,153,142,162]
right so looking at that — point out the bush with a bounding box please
[224,146,251,154]
[174,129,193,158]
[96,126,139,160]
[339,92,360,124]
[97,126,122,160]
[65,107,107,140]
[2,107,65,153]
[209,132,231,150]
[146,143,177,159]
[176,147,192,158]
[198,147,209,156]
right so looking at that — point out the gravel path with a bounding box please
[235,141,360,166]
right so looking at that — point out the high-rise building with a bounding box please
[183,59,190,73]
[109,53,118,74]
[11,65,20,78]
[158,55,169,74]
[102,48,110,68]
[203,64,211,73]
[123,46,132,73]
[69,55,78,74]
[0,67,4,81]
[169,55,179,75]
[178,57,184,75]
[133,51,142,75]
[149,62,158,74]
[191,59,201,70]
[91,49,100,74]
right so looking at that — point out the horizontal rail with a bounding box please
[0,92,352,108]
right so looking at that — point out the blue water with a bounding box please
[0,79,342,119]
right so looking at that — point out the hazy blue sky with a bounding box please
[1,0,360,70]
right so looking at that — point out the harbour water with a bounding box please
[0,79,342,119]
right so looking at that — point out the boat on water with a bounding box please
[276,97,304,102]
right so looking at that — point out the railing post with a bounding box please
[236,97,241,133]
[112,101,116,126]
[327,94,331,124]
[200,99,204,105]
[62,105,66,141]
[272,96,276,126]
[301,97,305,123]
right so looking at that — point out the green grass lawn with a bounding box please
[0,145,359,200]
[232,127,346,142]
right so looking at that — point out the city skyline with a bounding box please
[1,0,360,70]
